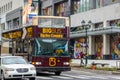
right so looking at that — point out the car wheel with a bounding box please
[29,77,35,80]
[55,71,61,76]
[1,71,5,80]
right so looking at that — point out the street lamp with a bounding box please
[81,20,92,66]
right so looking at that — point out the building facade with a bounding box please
[70,0,120,60]
[0,0,23,53]
[1,0,120,61]
[41,0,120,60]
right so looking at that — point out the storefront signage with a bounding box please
[2,31,22,39]
[26,27,32,37]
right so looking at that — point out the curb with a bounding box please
[112,71,120,75]
[71,66,114,75]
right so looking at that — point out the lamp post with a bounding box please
[81,20,92,66]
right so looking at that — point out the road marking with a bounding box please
[71,69,93,74]
[62,74,90,79]
[52,76,73,79]
[63,74,109,79]
[36,76,53,79]
[110,76,120,79]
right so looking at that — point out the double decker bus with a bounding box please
[2,16,71,75]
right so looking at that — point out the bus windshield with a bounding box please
[32,38,69,56]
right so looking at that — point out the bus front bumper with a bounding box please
[36,67,71,72]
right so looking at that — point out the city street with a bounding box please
[35,68,120,80]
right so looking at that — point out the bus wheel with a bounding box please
[55,71,61,76]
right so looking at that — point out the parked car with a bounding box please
[0,55,36,80]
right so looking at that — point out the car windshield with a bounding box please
[2,57,27,65]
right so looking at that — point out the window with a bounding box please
[1,23,5,31]
[7,20,12,30]
[79,0,90,12]
[73,0,80,14]
[2,6,3,13]
[95,22,103,28]
[55,1,69,16]
[0,8,1,14]
[95,0,103,8]
[13,17,19,28]
[42,6,52,16]
[4,5,5,12]
[10,1,12,9]
[6,4,7,11]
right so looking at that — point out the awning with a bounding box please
[70,27,120,38]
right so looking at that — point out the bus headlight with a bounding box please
[63,62,69,65]
[32,62,42,65]
[35,62,42,65]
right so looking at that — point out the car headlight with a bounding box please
[5,68,15,71]
[30,67,36,70]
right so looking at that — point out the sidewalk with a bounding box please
[70,62,120,75]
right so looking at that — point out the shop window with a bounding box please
[73,37,88,59]
[16,40,21,53]
[23,40,28,53]
[110,34,120,60]
[95,36,103,59]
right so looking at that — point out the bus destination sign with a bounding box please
[40,28,64,38]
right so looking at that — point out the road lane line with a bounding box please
[36,76,53,79]
[63,74,109,79]
[52,76,73,79]
[62,74,90,79]
[110,76,120,79]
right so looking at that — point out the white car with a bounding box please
[0,55,36,80]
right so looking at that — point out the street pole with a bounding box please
[38,0,41,15]
[85,28,88,66]
[81,20,92,66]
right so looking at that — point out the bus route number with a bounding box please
[49,57,56,66]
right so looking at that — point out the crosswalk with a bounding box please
[36,74,120,80]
